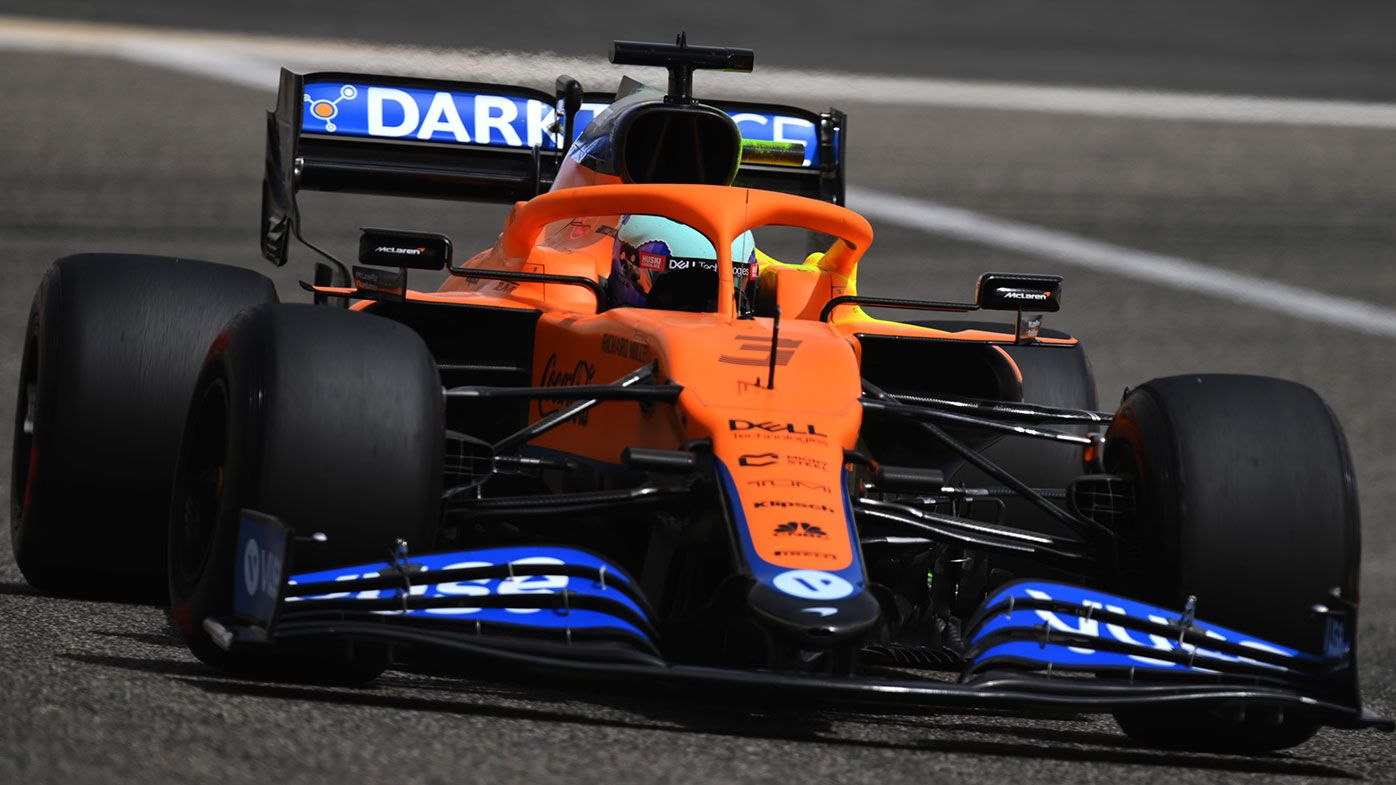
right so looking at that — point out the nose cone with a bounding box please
[747,578,882,649]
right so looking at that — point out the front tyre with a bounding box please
[168,304,443,682]
[1104,374,1359,752]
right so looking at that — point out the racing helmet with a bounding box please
[608,214,757,312]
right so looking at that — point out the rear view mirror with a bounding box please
[358,227,452,271]
[976,272,1062,313]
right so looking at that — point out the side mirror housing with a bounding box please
[358,227,452,271]
[976,272,1062,313]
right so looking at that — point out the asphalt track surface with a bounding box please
[2,5,1395,784]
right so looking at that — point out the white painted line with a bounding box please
[4,15,1394,339]
[848,186,1396,339]
[5,14,1396,130]
[111,40,282,92]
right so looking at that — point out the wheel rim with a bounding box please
[172,379,229,588]
[11,337,38,529]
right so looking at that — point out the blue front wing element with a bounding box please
[301,81,823,166]
[966,580,1322,676]
[286,545,650,641]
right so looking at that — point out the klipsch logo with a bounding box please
[754,500,837,513]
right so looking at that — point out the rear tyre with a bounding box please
[11,255,276,599]
[168,304,443,682]
[1105,374,1359,752]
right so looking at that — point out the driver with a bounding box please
[608,214,758,312]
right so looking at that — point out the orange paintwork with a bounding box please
[334,184,1074,573]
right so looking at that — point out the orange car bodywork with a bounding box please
[325,183,1075,588]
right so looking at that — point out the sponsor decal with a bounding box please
[303,84,358,132]
[293,557,569,616]
[787,455,829,472]
[736,452,830,471]
[352,265,405,297]
[373,245,428,256]
[600,333,652,363]
[775,549,839,561]
[284,546,655,638]
[662,256,718,272]
[285,547,648,642]
[754,500,837,514]
[538,354,596,424]
[241,539,280,600]
[718,335,801,367]
[773,521,827,538]
[748,479,831,492]
[638,251,666,271]
[729,420,825,436]
[997,289,1052,301]
[1323,616,1350,661]
[971,583,1306,670]
[772,569,854,600]
[302,82,560,148]
[717,459,857,575]
[233,512,289,627]
[727,111,820,167]
[301,82,825,166]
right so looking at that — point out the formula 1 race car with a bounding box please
[11,38,1391,752]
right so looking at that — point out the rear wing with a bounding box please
[261,69,846,265]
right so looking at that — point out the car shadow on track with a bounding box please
[62,652,227,679]
[59,652,1356,780]
[90,629,189,649]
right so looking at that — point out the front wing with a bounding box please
[215,511,1391,730]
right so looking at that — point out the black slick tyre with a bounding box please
[11,255,276,599]
[168,304,443,683]
[949,341,1098,539]
[1104,374,1360,752]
